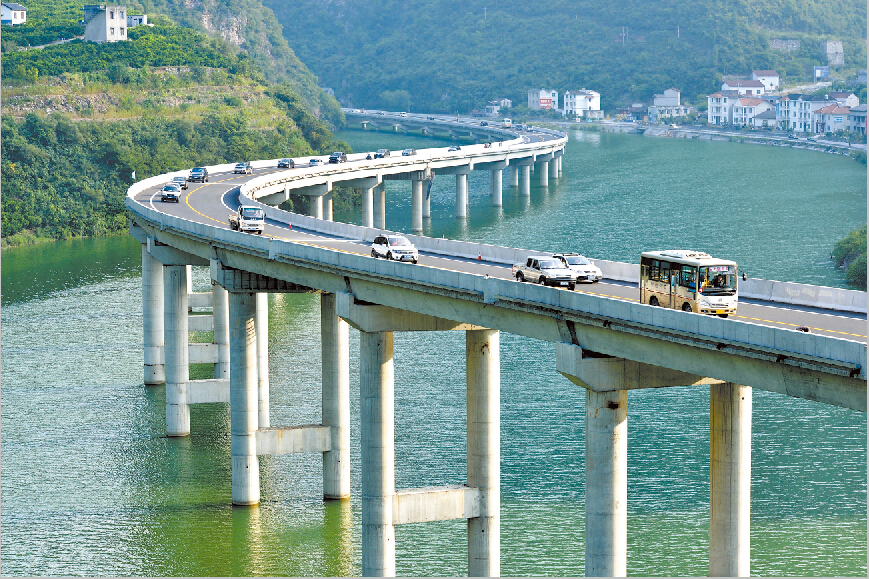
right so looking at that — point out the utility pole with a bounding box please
[677,25,680,38]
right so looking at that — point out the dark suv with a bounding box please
[188,167,209,182]
[328,152,347,163]
[374,149,390,159]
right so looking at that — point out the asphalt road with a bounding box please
[135,165,867,344]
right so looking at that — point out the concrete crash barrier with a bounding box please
[741,278,866,314]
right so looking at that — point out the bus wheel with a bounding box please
[682,302,692,312]
[718,314,729,318]
[649,296,659,307]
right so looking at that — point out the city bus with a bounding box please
[503,118,512,128]
[639,250,738,317]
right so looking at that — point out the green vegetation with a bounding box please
[832,225,867,287]
[268,0,867,112]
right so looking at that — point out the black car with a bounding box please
[374,149,390,159]
[188,167,209,182]
[328,152,347,163]
[480,121,489,126]
[448,145,461,152]
[278,158,295,168]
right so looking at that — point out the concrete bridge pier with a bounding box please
[213,281,230,380]
[709,383,752,577]
[423,180,432,219]
[489,168,503,207]
[376,183,387,229]
[164,265,191,437]
[509,165,519,187]
[229,290,260,505]
[311,195,324,220]
[548,157,558,181]
[256,292,270,428]
[322,293,351,500]
[142,246,165,384]
[520,164,532,196]
[363,186,375,228]
[537,159,550,186]
[324,191,334,221]
[456,173,469,218]
[411,179,424,231]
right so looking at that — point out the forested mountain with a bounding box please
[266,0,867,112]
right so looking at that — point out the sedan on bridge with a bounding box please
[172,176,188,190]
[160,183,181,203]
[371,234,419,264]
[234,162,252,174]
[448,145,461,152]
[278,158,295,168]
[401,148,417,156]
[374,149,391,158]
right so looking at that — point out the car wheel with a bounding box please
[516,272,524,282]
[649,296,659,307]
[412,258,418,265]
[569,283,576,291]
[386,252,393,261]
[539,277,546,286]
[371,249,378,258]
[682,302,692,312]
[718,314,729,318]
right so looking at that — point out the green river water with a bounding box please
[1,129,865,576]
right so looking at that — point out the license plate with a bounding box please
[560,282,568,286]
[715,310,725,314]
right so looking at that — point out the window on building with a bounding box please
[110,27,115,35]
[120,27,125,35]
[110,10,114,18]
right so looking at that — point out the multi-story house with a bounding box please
[563,89,600,118]
[731,97,773,126]
[528,89,558,111]
[813,104,850,134]
[83,5,127,43]
[847,105,866,135]
[776,94,838,133]
[750,70,780,92]
[721,79,765,96]
[649,88,690,119]
[752,109,777,128]
[706,91,740,125]
[828,92,860,108]
[1,2,26,25]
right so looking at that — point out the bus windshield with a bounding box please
[699,265,737,295]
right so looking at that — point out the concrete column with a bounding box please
[537,160,549,186]
[186,264,193,311]
[423,180,432,219]
[520,165,531,196]
[360,330,395,577]
[256,292,270,429]
[549,157,558,180]
[163,265,190,437]
[467,329,501,577]
[376,183,386,229]
[311,195,324,220]
[456,173,469,219]
[322,293,351,500]
[585,389,627,577]
[363,186,375,228]
[557,155,563,176]
[490,169,503,207]
[411,179,424,232]
[230,291,259,506]
[213,282,230,380]
[710,383,752,577]
[142,246,165,385]
[324,191,334,221]
[509,165,519,187]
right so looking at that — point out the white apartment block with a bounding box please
[83,5,127,43]
[1,2,27,25]
[750,70,780,92]
[651,88,689,118]
[732,97,773,126]
[813,104,850,133]
[528,88,558,111]
[563,89,600,117]
[847,105,866,135]
[721,79,765,96]
[706,91,740,125]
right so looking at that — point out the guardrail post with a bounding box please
[322,293,351,499]
[230,290,259,506]
[142,245,165,385]
[467,329,500,576]
[361,329,396,576]
[256,292,270,428]
[164,265,190,436]
[412,179,424,232]
[710,383,751,577]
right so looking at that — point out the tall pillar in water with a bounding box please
[213,282,230,380]
[230,291,260,506]
[557,155,563,177]
[363,185,375,228]
[489,168,503,207]
[311,195,324,220]
[164,265,190,436]
[467,329,501,577]
[376,183,387,230]
[411,179,424,232]
[423,180,432,219]
[360,330,396,576]
[537,160,549,187]
[142,246,165,385]
[186,264,193,311]
[710,383,752,577]
[520,165,531,197]
[509,165,519,187]
[256,292,270,429]
[322,293,351,500]
[324,191,334,221]
[549,157,558,180]
[585,389,627,577]
[456,173,469,219]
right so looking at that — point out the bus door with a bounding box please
[658,262,672,308]
[674,265,697,311]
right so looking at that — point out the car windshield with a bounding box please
[241,208,263,219]
[377,149,387,154]
[539,260,561,269]
[281,158,289,162]
[699,265,737,295]
[173,177,184,181]
[564,256,591,266]
[389,237,411,247]
[164,185,178,190]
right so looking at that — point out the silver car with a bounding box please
[370,234,419,263]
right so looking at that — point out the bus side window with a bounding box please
[681,265,697,288]
[649,259,660,281]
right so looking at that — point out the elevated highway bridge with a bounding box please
[126,112,866,577]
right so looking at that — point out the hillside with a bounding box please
[266,0,867,112]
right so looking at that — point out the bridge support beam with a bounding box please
[322,293,351,500]
[467,329,501,577]
[456,173,469,218]
[164,265,190,436]
[360,329,396,576]
[256,292,270,428]
[213,281,230,380]
[142,245,165,385]
[709,383,751,577]
[412,179,424,232]
[230,290,260,506]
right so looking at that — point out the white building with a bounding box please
[650,88,689,119]
[707,91,740,125]
[847,104,866,135]
[750,70,780,92]
[721,79,765,96]
[127,13,146,27]
[563,89,600,118]
[528,88,558,111]
[731,97,773,126]
[752,109,777,128]
[829,92,860,108]
[1,2,27,25]
[83,5,127,43]
[813,104,850,134]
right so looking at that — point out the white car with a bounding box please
[371,234,419,263]
[554,253,602,283]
